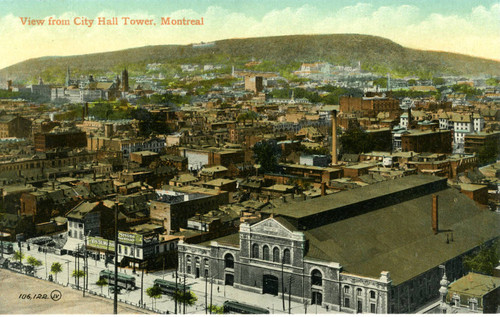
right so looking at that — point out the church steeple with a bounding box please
[121,68,129,92]
[65,66,71,87]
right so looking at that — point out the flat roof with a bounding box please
[304,187,500,285]
[261,175,446,219]
[448,273,500,297]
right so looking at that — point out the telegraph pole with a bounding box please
[183,274,187,314]
[83,235,88,297]
[113,202,118,314]
[210,276,213,314]
[205,271,208,314]
[282,259,285,311]
[140,267,144,306]
[288,276,292,314]
[175,268,178,314]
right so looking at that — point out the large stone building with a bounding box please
[0,115,32,138]
[34,127,87,152]
[177,175,499,313]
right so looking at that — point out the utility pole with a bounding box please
[183,274,187,314]
[282,259,285,312]
[140,267,144,306]
[83,235,87,297]
[76,246,80,290]
[205,272,208,314]
[210,276,213,314]
[288,276,292,314]
[175,268,178,314]
[113,202,118,314]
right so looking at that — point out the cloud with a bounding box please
[0,3,498,70]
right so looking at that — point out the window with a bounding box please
[263,246,270,261]
[357,288,362,296]
[273,247,280,263]
[187,266,191,274]
[370,290,376,299]
[204,258,209,267]
[224,253,234,269]
[311,269,322,286]
[344,286,350,294]
[371,303,376,313]
[186,255,191,263]
[252,244,259,259]
[344,298,350,308]
[283,249,291,265]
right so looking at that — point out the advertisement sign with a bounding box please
[88,237,115,252]
[118,231,143,246]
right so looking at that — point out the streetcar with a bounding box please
[99,270,136,290]
[0,242,14,254]
[153,278,191,295]
[223,300,270,314]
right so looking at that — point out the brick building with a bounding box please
[34,128,87,152]
[339,96,400,117]
[0,115,32,138]
[150,187,229,234]
[401,130,452,154]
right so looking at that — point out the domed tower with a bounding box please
[121,68,129,92]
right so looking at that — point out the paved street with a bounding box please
[4,243,339,314]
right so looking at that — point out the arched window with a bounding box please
[311,269,322,286]
[283,249,291,264]
[186,255,191,263]
[204,258,209,267]
[273,247,280,263]
[370,290,376,299]
[252,244,259,259]
[263,245,270,261]
[357,288,363,296]
[224,253,234,269]
[344,285,350,294]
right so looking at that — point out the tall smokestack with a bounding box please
[432,194,438,234]
[407,106,412,130]
[332,110,338,165]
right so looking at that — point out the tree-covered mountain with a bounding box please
[1,34,499,83]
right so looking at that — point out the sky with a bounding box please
[0,0,499,69]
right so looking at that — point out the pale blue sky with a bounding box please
[0,0,498,69]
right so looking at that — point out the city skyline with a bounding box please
[0,0,499,70]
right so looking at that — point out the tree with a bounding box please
[252,140,281,173]
[146,285,162,309]
[485,78,499,86]
[51,262,62,282]
[172,290,197,308]
[12,250,24,264]
[432,77,445,86]
[72,269,86,286]
[476,138,499,166]
[339,122,373,154]
[208,304,224,314]
[26,256,42,269]
[96,277,108,294]
[463,242,499,276]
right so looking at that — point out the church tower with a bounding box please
[121,68,129,92]
[65,66,71,87]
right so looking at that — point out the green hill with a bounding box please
[1,34,499,83]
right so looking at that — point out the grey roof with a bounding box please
[261,175,446,219]
[304,187,500,285]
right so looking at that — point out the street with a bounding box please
[6,243,337,314]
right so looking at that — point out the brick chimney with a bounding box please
[321,182,326,196]
[432,194,438,234]
[331,110,338,165]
